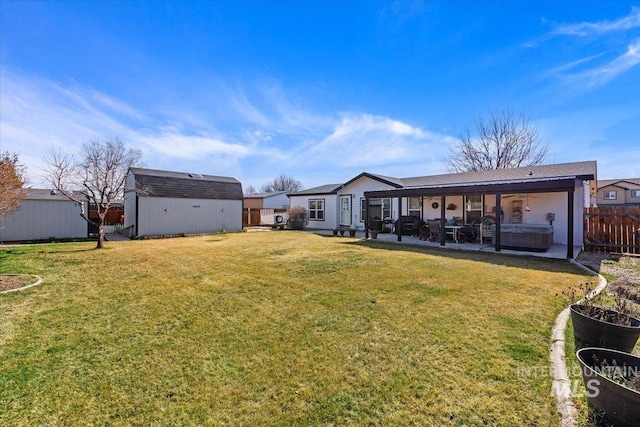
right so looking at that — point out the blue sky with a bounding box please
[1,1,639,191]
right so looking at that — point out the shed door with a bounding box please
[340,195,351,226]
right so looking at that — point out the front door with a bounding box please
[340,195,351,226]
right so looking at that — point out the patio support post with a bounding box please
[365,196,369,239]
[440,195,446,246]
[397,196,402,242]
[495,192,502,251]
[567,188,574,259]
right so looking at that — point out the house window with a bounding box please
[464,195,482,224]
[632,190,640,198]
[308,199,325,221]
[360,198,366,222]
[604,190,617,200]
[368,198,391,220]
[408,197,422,219]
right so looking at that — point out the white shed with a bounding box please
[0,189,87,242]
[124,168,244,238]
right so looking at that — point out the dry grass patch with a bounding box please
[1,232,593,426]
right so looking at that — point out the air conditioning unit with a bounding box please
[260,209,289,229]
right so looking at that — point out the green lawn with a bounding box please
[0,232,593,426]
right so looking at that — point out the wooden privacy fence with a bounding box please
[89,205,124,225]
[583,207,640,254]
[243,208,288,227]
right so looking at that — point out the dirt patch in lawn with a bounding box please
[0,275,37,292]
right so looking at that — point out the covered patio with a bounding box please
[312,228,581,260]
[363,170,595,259]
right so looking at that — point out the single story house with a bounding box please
[288,161,597,258]
[124,168,244,238]
[596,178,640,207]
[244,191,290,209]
[0,189,87,242]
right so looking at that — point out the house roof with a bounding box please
[129,167,243,200]
[597,178,640,190]
[338,172,405,190]
[289,161,597,198]
[288,183,343,196]
[400,161,597,188]
[288,172,406,197]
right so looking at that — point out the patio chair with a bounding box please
[480,215,495,243]
[458,225,478,243]
[426,220,440,242]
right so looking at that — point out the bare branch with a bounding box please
[447,109,548,172]
[261,174,303,193]
[43,138,143,249]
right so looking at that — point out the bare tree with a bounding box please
[0,151,27,224]
[244,185,257,195]
[447,110,548,172]
[43,138,143,249]
[261,174,302,193]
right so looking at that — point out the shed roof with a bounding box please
[130,168,243,200]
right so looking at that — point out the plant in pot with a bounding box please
[565,284,640,353]
[348,224,356,237]
[577,347,640,427]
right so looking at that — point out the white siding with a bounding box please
[338,178,398,230]
[263,193,290,209]
[0,199,87,241]
[136,197,242,237]
[288,195,337,230]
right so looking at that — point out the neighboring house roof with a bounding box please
[597,178,640,190]
[289,161,597,197]
[244,191,288,199]
[129,167,243,200]
[24,188,86,201]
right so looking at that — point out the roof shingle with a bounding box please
[130,168,243,200]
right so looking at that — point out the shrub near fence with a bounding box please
[584,207,640,254]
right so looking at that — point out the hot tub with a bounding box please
[492,223,554,252]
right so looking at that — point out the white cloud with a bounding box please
[0,70,257,185]
[133,127,251,160]
[300,113,454,168]
[1,68,458,189]
[552,7,640,36]
[551,54,603,74]
[565,39,640,87]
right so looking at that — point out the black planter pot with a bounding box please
[577,347,640,427]
[570,304,640,353]
[348,229,356,237]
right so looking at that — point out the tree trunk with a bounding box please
[96,218,104,249]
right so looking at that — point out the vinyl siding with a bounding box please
[0,199,87,241]
[136,197,242,237]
